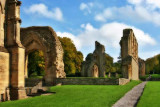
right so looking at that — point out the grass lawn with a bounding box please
[137,81,160,107]
[140,74,160,80]
[0,81,140,107]
[151,74,160,78]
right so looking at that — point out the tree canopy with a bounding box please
[145,54,160,74]
[58,37,83,75]
[28,50,45,77]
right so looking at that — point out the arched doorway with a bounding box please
[21,26,66,85]
[26,50,45,78]
[92,64,99,77]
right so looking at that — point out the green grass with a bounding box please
[28,75,43,79]
[140,75,149,80]
[151,74,160,78]
[140,74,160,80]
[0,81,141,107]
[137,81,160,107]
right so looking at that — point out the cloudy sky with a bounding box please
[21,0,160,61]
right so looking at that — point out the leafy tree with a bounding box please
[58,37,83,75]
[145,54,160,74]
[105,54,114,73]
[28,50,45,77]
[112,61,122,74]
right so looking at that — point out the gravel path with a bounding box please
[112,82,147,107]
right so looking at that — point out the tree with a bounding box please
[105,54,114,73]
[145,54,160,74]
[58,37,83,75]
[28,50,45,77]
[112,62,122,74]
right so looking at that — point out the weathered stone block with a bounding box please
[8,47,27,100]
[10,87,27,100]
[0,52,9,101]
[9,47,25,88]
[119,78,130,85]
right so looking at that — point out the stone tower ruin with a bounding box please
[120,29,139,80]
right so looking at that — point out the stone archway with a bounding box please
[92,64,99,77]
[20,26,66,85]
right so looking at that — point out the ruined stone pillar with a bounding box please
[0,0,10,102]
[6,0,26,100]
[0,5,4,47]
[24,55,28,78]
[120,29,139,80]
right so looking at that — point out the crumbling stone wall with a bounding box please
[21,26,66,85]
[0,0,10,102]
[139,58,145,76]
[120,29,139,80]
[81,41,106,77]
[55,78,130,85]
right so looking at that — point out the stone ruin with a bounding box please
[21,26,66,84]
[82,31,145,80]
[0,0,65,102]
[0,0,146,103]
[139,58,145,76]
[81,41,106,77]
[120,29,139,80]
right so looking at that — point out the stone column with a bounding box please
[0,6,4,47]
[6,0,26,100]
[24,55,28,78]
[0,0,10,102]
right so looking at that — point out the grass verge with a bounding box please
[0,81,141,107]
[137,81,160,107]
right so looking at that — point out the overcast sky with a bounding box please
[21,0,160,61]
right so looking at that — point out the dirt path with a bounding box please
[113,82,147,107]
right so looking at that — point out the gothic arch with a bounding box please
[20,26,66,84]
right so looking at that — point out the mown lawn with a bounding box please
[140,74,160,80]
[137,81,160,107]
[0,81,140,107]
[151,74,160,78]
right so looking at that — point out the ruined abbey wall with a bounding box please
[0,0,66,102]
[120,29,139,80]
[21,26,66,84]
[81,41,106,77]
[139,58,145,76]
